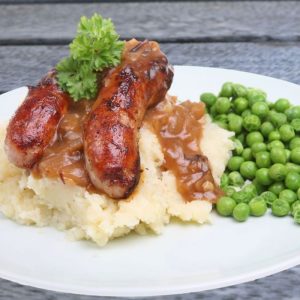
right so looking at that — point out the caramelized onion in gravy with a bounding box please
[32,100,95,190]
[145,96,222,202]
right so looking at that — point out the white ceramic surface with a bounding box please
[1,66,300,297]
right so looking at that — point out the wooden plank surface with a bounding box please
[0,2,299,43]
[1,42,299,93]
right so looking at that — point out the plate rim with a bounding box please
[1,65,300,297]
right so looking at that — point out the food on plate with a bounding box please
[83,39,173,199]
[203,82,300,224]
[0,14,234,246]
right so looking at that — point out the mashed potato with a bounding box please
[0,117,234,246]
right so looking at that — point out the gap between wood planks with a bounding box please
[0,0,297,4]
[1,36,300,46]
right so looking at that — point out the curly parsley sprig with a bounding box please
[56,14,125,101]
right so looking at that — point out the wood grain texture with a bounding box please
[0,2,299,43]
[0,266,300,299]
[1,42,299,93]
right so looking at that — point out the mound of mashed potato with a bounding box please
[0,116,234,246]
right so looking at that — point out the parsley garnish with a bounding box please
[56,14,124,101]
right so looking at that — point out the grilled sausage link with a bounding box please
[5,71,70,169]
[84,40,174,199]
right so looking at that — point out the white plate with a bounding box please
[1,66,300,297]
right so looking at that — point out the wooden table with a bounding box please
[0,1,300,299]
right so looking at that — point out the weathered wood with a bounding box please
[0,266,299,299]
[0,42,299,93]
[0,0,292,4]
[0,2,299,43]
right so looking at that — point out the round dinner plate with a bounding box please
[1,66,300,297]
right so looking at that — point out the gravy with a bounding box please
[32,100,95,190]
[32,96,221,202]
[145,96,221,202]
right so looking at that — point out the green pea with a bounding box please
[228,156,245,171]
[292,200,300,216]
[219,82,234,98]
[223,186,236,197]
[291,119,300,132]
[242,183,258,198]
[289,137,300,150]
[233,203,250,222]
[272,198,290,217]
[279,124,295,142]
[246,131,264,146]
[270,148,287,164]
[232,190,252,204]
[290,147,300,164]
[268,182,285,196]
[261,191,277,206]
[285,149,291,162]
[293,210,300,224]
[240,161,257,179]
[279,189,297,205]
[251,142,267,157]
[274,98,290,113]
[252,179,266,195]
[269,163,287,182]
[256,151,271,168]
[251,102,269,119]
[236,133,245,144]
[241,109,252,118]
[256,168,273,186]
[233,84,248,98]
[286,163,300,174]
[242,148,253,161]
[215,114,228,122]
[268,131,281,142]
[261,121,275,138]
[267,140,285,151]
[220,173,229,189]
[228,115,243,133]
[209,104,218,117]
[269,112,288,128]
[285,106,300,121]
[243,114,261,132]
[232,138,244,156]
[200,93,217,107]
[216,196,236,216]
[228,171,245,187]
[249,197,267,217]
[215,97,231,114]
[267,101,274,109]
[215,120,228,130]
[285,171,300,191]
[247,88,267,106]
[233,97,248,114]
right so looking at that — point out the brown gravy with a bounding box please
[145,96,222,202]
[32,96,221,202]
[32,100,95,191]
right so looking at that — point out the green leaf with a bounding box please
[56,13,124,101]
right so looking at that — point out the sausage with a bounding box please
[83,39,174,199]
[5,70,70,169]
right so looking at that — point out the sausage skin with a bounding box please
[84,40,174,199]
[5,70,70,169]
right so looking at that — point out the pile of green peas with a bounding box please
[200,82,300,223]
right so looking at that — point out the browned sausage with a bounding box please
[5,70,70,169]
[83,39,174,199]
